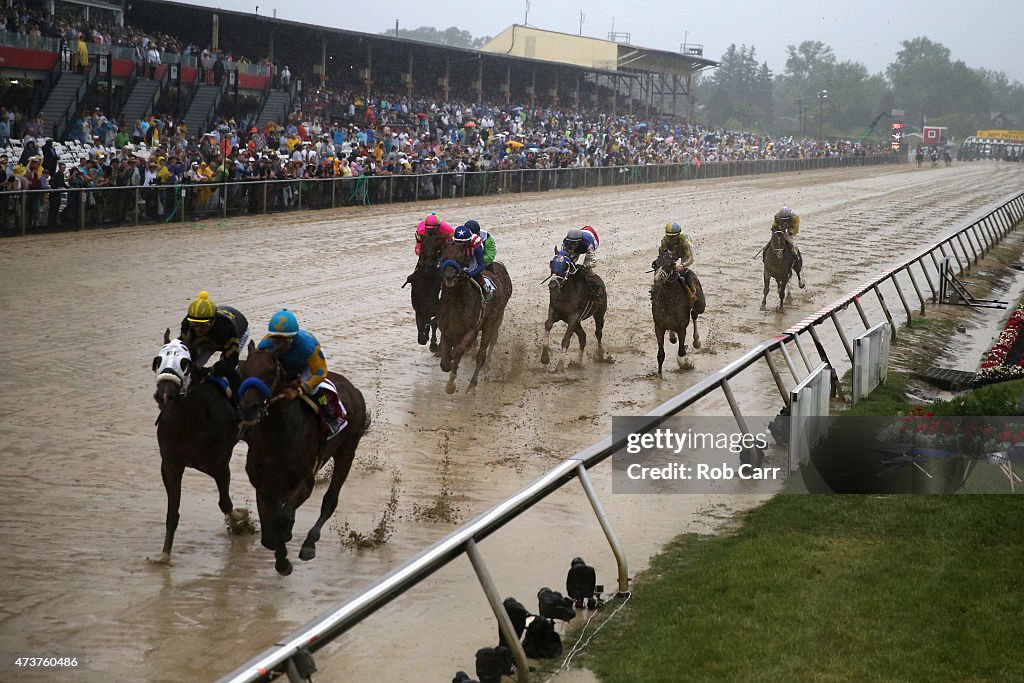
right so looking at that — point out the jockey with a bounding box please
[658,222,698,293]
[463,219,496,269]
[452,225,495,303]
[562,226,604,303]
[415,212,454,257]
[257,309,341,434]
[772,206,801,259]
[178,291,249,394]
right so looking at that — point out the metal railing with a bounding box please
[1,154,906,238]
[215,193,1023,682]
[54,60,100,142]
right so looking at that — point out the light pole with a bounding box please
[794,98,806,137]
[817,89,828,140]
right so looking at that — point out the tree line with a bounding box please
[377,26,1021,142]
[694,37,1024,142]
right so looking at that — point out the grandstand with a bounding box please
[1,0,717,142]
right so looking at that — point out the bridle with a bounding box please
[238,351,284,425]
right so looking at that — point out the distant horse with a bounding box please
[541,247,606,370]
[403,227,448,351]
[151,330,249,565]
[238,342,369,575]
[436,242,513,394]
[651,252,706,376]
[761,226,804,313]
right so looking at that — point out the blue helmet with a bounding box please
[464,220,481,235]
[453,225,473,242]
[268,309,298,337]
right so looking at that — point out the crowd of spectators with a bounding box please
[2,6,900,230]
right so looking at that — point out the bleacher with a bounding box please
[2,137,157,167]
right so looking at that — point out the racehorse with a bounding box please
[650,252,706,376]
[238,342,369,575]
[761,226,804,313]
[151,330,249,564]
[436,241,513,394]
[541,247,606,370]
[403,227,448,351]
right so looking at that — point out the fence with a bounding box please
[1,154,904,237]
[852,322,891,404]
[788,362,831,473]
[216,191,1024,681]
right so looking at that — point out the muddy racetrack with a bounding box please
[1,160,1021,681]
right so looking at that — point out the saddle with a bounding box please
[298,379,348,440]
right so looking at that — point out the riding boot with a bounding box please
[476,275,493,304]
[316,392,342,437]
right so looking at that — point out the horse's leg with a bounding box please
[594,308,605,361]
[777,278,787,313]
[761,270,770,310]
[214,462,250,533]
[301,440,358,561]
[572,322,587,368]
[152,459,184,564]
[656,324,667,377]
[470,314,504,390]
[429,317,439,354]
[447,329,476,394]
[541,310,555,365]
[691,309,701,350]
[439,332,452,372]
[559,313,582,369]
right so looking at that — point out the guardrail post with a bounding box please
[986,215,1002,244]
[807,325,844,400]
[20,192,28,235]
[778,341,801,384]
[957,232,976,267]
[297,182,302,211]
[853,297,871,328]
[904,266,926,315]
[223,184,228,218]
[917,258,937,303]
[575,464,630,594]
[719,378,762,464]
[465,540,530,683]
[81,191,88,231]
[331,179,337,209]
[762,349,791,409]
[973,222,990,254]
[889,274,913,326]
[792,332,815,373]
[830,312,855,362]
[133,187,139,226]
[872,284,897,342]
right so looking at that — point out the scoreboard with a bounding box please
[890,121,904,151]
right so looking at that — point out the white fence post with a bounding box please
[788,362,830,473]
[852,322,891,404]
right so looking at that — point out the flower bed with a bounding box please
[977,304,1024,383]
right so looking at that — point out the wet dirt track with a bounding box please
[1,161,1022,682]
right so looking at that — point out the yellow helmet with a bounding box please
[186,291,217,323]
[665,222,682,236]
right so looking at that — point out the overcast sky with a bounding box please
[182,0,1024,83]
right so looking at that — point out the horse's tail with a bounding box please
[362,409,372,437]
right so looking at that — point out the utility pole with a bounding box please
[579,10,585,35]
[395,20,399,38]
[524,0,530,25]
